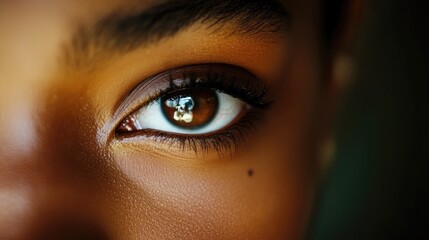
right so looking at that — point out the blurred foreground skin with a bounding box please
[0,0,345,239]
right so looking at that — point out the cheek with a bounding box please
[109,142,309,239]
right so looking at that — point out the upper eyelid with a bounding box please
[110,64,271,135]
[111,65,192,125]
[113,64,270,120]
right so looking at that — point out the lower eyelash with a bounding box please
[114,64,274,157]
[119,109,264,158]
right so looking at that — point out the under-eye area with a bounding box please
[114,64,275,156]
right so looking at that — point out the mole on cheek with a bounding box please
[247,169,254,177]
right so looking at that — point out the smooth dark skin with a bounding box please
[0,0,358,239]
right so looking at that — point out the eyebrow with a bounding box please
[64,0,289,68]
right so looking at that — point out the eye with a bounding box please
[114,64,273,154]
[117,88,247,135]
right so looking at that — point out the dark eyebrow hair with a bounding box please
[64,0,289,68]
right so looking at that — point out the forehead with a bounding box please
[0,0,291,81]
[0,0,320,97]
[0,1,139,112]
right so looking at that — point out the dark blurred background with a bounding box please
[309,0,429,239]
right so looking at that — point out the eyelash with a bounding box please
[141,67,273,110]
[115,64,273,156]
[131,110,263,157]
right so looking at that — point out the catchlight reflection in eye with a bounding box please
[114,64,273,155]
[118,88,247,135]
[162,88,218,129]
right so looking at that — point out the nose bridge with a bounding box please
[0,100,37,158]
[0,137,111,240]
[0,90,111,240]
[0,0,70,160]
[0,93,45,239]
[0,6,114,238]
[0,104,39,240]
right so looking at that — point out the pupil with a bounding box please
[166,96,194,123]
[161,89,218,129]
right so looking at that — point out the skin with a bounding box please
[0,0,347,239]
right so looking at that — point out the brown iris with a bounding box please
[161,88,218,129]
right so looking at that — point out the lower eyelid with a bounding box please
[113,64,273,157]
[115,108,265,159]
